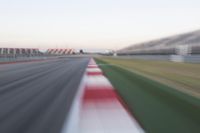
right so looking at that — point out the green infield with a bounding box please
[96,57,200,98]
[95,58,200,133]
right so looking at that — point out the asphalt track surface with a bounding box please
[0,57,89,133]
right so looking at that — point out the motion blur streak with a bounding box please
[0,57,89,133]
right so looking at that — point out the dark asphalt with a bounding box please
[0,57,89,133]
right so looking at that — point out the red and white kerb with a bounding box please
[79,59,144,133]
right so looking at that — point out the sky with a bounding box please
[0,0,200,50]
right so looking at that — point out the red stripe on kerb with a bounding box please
[83,89,118,101]
[85,85,113,90]
[87,71,102,75]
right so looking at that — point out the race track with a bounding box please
[0,57,89,133]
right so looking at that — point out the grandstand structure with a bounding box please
[46,48,75,55]
[0,48,41,57]
[117,30,200,55]
[0,48,76,57]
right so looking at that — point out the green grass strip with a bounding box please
[95,58,200,133]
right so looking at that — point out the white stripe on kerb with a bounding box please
[88,64,98,67]
[79,101,144,133]
[85,75,113,89]
[86,68,102,73]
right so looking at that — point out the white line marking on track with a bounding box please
[61,74,87,133]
